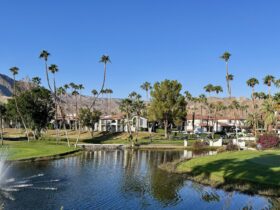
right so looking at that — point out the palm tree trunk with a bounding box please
[13,76,30,142]
[0,113,3,146]
[164,116,168,139]
[226,61,231,98]
[45,61,52,92]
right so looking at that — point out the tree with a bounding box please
[263,75,275,97]
[0,103,6,145]
[89,55,111,110]
[220,51,231,97]
[128,92,145,142]
[261,98,276,132]
[203,84,214,97]
[107,89,113,114]
[119,98,134,140]
[99,55,111,94]
[140,82,152,101]
[49,64,59,143]
[9,67,30,142]
[32,77,41,87]
[246,78,259,136]
[6,87,55,139]
[148,80,186,139]
[39,50,52,91]
[213,85,223,95]
[229,100,241,137]
[198,94,207,130]
[79,108,101,137]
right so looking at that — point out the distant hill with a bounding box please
[0,73,14,96]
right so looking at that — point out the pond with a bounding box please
[1,150,279,209]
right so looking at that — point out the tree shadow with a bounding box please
[83,132,124,143]
[183,153,280,195]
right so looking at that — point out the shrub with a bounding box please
[226,142,239,151]
[247,141,257,148]
[217,146,226,153]
[192,141,207,150]
[258,134,279,149]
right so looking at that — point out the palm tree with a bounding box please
[89,55,111,111]
[32,77,41,87]
[246,78,259,136]
[220,51,231,97]
[229,100,241,137]
[72,89,79,130]
[261,98,276,132]
[107,89,113,114]
[9,67,30,142]
[263,75,275,97]
[213,86,223,95]
[39,50,52,91]
[140,82,152,101]
[48,64,59,143]
[91,89,98,97]
[227,74,234,96]
[204,84,214,97]
[99,55,111,92]
[198,94,207,130]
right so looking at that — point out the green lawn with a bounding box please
[1,141,78,161]
[176,150,280,188]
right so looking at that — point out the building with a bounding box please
[98,114,148,133]
[185,114,246,133]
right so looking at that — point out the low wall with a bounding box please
[77,144,127,150]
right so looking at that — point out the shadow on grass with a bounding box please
[83,132,125,144]
[3,137,28,141]
[182,153,280,196]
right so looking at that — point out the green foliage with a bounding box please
[6,87,54,135]
[79,108,101,133]
[148,80,186,137]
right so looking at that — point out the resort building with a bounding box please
[98,114,148,133]
[185,114,246,133]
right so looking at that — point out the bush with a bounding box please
[192,141,207,150]
[247,141,257,148]
[217,146,227,153]
[258,134,279,149]
[226,142,239,151]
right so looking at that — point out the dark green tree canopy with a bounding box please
[148,80,186,136]
[6,87,55,135]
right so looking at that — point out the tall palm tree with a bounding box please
[140,82,152,101]
[261,98,276,132]
[213,85,223,95]
[32,77,41,87]
[89,55,111,111]
[246,77,259,136]
[99,55,111,93]
[220,51,231,97]
[91,89,98,97]
[204,84,214,97]
[72,89,79,130]
[107,89,113,114]
[39,50,52,91]
[9,67,30,142]
[227,74,234,96]
[263,75,275,97]
[48,64,59,143]
[198,94,207,130]
[229,100,240,137]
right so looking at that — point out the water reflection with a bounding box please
[2,149,279,210]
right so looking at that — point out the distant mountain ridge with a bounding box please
[0,73,14,96]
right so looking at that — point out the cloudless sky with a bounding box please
[1,0,280,98]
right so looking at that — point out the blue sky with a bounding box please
[0,0,280,98]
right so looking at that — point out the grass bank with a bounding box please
[1,141,79,161]
[167,150,280,196]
